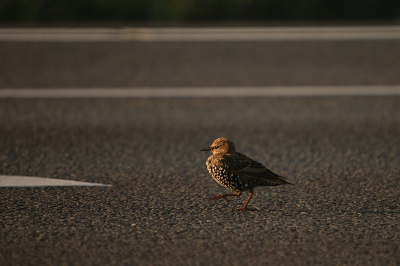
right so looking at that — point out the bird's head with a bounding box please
[198,137,236,154]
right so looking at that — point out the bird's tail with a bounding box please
[264,168,294,186]
[254,176,294,187]
[283,180,294,186]
[275,177,294,186]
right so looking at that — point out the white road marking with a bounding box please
[1,27,400,42]
[0,86,400,98]
[0,175,111,187]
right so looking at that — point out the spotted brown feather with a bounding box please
[199,137,293,211]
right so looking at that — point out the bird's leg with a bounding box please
[207,192,242,202]
[231,192,257,211]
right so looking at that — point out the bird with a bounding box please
[199,137,293,211]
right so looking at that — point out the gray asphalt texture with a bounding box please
[1,38,400,265]
[1,40,400,88]
[1,97,399,265]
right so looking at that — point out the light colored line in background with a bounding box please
[1,86,400,98]
[0,175,110,187]
[1,27,400,42]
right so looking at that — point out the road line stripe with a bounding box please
[1,27,400,42]
[0,175,111,187]
[1,86,400,98]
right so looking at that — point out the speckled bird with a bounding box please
[199,137,293,211]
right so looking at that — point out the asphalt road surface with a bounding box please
[1,96,399,265]
[1,39,400,88]
[1,29,400,265]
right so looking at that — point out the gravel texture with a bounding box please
[0,97,399,265]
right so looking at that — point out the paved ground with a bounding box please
[1,30,399,265]
[1,97,399,265]
[1,40,400,88]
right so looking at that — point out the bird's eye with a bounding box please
[214,146,219,149]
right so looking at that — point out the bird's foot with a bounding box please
[207,195,231,202]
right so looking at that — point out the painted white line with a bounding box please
[1,27,400,42]
[0,175,111,187]
[1,86,400,98]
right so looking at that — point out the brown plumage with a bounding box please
[199,137,293,211]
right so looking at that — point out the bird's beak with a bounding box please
[198,146,211,152]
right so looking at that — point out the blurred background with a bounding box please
[1,0,400,25]
[1,0,400,89]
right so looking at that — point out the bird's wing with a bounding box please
[223,153,282,179]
